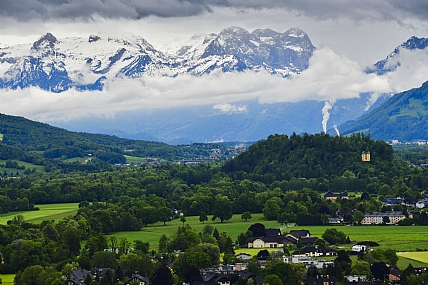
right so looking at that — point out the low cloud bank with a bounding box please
[0,47,427,122]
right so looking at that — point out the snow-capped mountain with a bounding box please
[0,32,176,91]
[366,36,428,75]
[0,27,315,92]
[175,27,314,77]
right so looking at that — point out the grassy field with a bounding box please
[0,273,15,284]
[110,216,428,252]
[125,155,146,164]
[0,159,46,174]
[299,225,428,252]
[109,213,283,250]
[398,252,428,264]
[0,203,79,225]
[62,157,91,163]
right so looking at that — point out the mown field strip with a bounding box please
[0,273,15,285]
[398,252,428,263]
[0,203,79,225]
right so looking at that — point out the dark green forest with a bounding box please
[0,113,239,167]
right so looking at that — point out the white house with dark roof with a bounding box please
[416,198,428,208]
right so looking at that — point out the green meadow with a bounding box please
[62,157,91,163]
[125,155,146,164]
[109,215,428,253]
[297,225,428,252]
[0,203,79,225]
[110,213,283,250]
[0,159,46,174]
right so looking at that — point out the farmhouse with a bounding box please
[247,235,289,248]
[361,211,406,225]
[351,245,368,253]
[247,229,317,248]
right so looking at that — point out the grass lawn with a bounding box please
[0,203,79,225]
[109,213,283,250]
[0,273,15,284]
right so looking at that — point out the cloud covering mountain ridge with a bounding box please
[1,28,428,143]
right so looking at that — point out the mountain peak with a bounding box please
[366,35,428,75]
[284,27,307,37]
[32,33,58,50]
[400,36,428,50]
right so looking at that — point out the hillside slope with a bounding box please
[339,81,428,141]
[223,133,393,184]
[0,113,233,162]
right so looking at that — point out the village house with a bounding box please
[324,190,349,200]
[235,253,251,260]
[247,229,317,248]
[66,269,91,285]
[190,267,264,285]
[381,197,405,206]
[351,244,368,253]
[328,216,344,224]
[416,197,428,208]
[292,245,337,258]
[283,256,334,269]
[124,270,149,285]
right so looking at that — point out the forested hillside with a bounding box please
[340,80,428,141]
[0,113,237,164]
[223,133,393,184]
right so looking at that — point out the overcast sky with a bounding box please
[2,0,428,62]
[1,0,428,124]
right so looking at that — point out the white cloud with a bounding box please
[213,103,247,114]
[1,46,427,123]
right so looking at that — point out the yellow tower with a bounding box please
[362,151,370,162]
